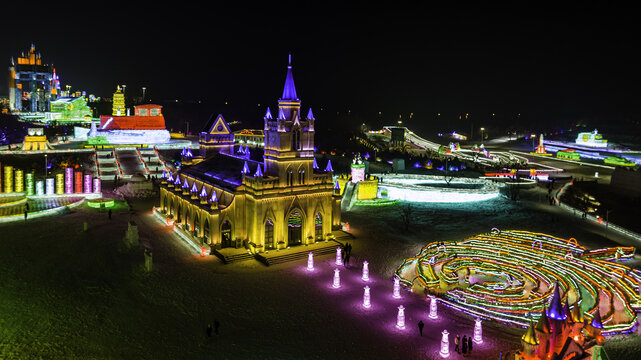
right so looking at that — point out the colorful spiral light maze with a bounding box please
[396,305,406,329]
[336,247,343,266]
[395,230,641,335]
[333,269,341,289]
[307,252,314,271]
[440,330,450,358]
[363,286,371,308]
[362,261,370,281]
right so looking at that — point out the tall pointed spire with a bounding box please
[522,321,539,345]
[264,107,273,120]
[536,306,551,333]
[254,164,263,177]
[306,108,315,120]
[281,53,298,100]
[591,308,604,329]
[325,160,334,172]
[548,281,567,321]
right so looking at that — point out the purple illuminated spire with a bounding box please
[185,148,193,158]
[591,308,604,329]
[278,108,286,120]
[548,281,567,321]
[264,107,273,120]
[174,176,181,186]
[254,164,263,177]
[306,108,315,120]
[313,157,319,169]
[182,179,189,189]
[334,180,340,190]
[237,145,244,154]
[181,147,186,156]
[161,169,166,179]
[325,160,334,172]
[200,187,207,197]
[191,183,198,192]
[210,191,218,203]
[242,161,250,174]
[281,53,298,100]
[167,173,174,182]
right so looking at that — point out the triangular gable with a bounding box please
[208,114,231,135]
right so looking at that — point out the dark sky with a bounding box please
[1,2,639,134]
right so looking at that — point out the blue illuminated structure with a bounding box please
[325,160,333,172]
[548,281,567,321]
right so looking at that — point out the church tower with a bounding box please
[263,54,316,186]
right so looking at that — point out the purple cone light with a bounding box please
[333,268,341,288]
[393,277,401,299]
[307,252,314,271]
[363,286,371,308]
[440,330,450,358]
[429,295,438,319]
[473,317,483,344]
[362,261,369,281]
[396,305,406,329]
[336,247,343,266]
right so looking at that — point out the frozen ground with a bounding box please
[0,186,640,359]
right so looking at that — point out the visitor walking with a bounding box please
[345,252,350,266]
[418,320,424,336]
[468,335,473,354]
[462,335,467,354]
[455,334,460,353]
[108,209,112,220]
[206,324,212,337]
[214,319,220,335]
[24,210,28,220]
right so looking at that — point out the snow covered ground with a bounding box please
[0,187,640,359]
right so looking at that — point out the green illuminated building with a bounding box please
[49,96,92,123]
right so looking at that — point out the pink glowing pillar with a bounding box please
[363,286,371,308]
[65,168,73,194]
[333,268,341,288]
[84,174,92,193]
[396,305,405,329]
[336,247,343,266]
[393,277,401,299]
[362,261,369,281]
[74,171,82,193]
[429,295,438,319]
[440,330,450,358]
[307,252,314,271]
[93,178,101,193]
[473,318,483,344]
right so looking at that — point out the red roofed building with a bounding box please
[100,105,165,130]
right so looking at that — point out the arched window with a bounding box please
[287,169,293,187]
[265,219,274,250]
[221,220,232,248]
[194,213,200,235]
[315,212,323,241]
[292,130,301,151]
[298,169,305,185]
[287,210,303,246]
[204,219,210,244]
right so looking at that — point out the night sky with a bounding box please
[1,3,639,135]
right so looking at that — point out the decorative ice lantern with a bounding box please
[396,305,406,329]
[429,295,438,319]
[440,330,450,358]
[473,317,483,344]
[333,268,341,288]
[35,180,44,196]
[362,261,369,281]
[363,286,371,308]
[307,252,314,271]
[93,177,101,193]
[336,247,343,266]
[393,277,401,299]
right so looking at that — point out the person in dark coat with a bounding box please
[214,319,220,335]
[462,335,467,354]
[468,335,473,353]
[108,209,112,220]
[418,320,424,336]
[206,324,212,337]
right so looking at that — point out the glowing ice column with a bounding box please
[473,317,483,344]
[307,252,314,271]
[65,168,73,194]
[429,295,438,319]
[362,261,369,281]
[440,330,450,358]
[336,247,343,266]
[35,180,44,196]
[25,173,34,196]
[333,268,341,288]
[84,175,92,193]
[56,174,64,194]
[363,286,371,308]
[46,178,54,195]
[396,305,406,329]
[93,178,101,193]
[393,277,401,299]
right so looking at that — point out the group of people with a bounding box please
[342,242,353,265]
[454,334,474,355]
[205,320,220,337]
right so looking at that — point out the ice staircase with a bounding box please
[95,149,123,180]
[211,249,256,264]
[138,148,168,177]
[255,239,346,266]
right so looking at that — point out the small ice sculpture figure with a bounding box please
[307,252,314,271]
[393,277,401,299]
[333,268,341,288]
[396,305,406,329]
[429,295,438,319]
[363,286,371,308]
[440,330,450,358]
[362,261,369,281]
[473,317,483,344]
[336,247,343,266]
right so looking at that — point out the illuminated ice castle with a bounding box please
[8,44,60,112]
[158,57,342,251]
